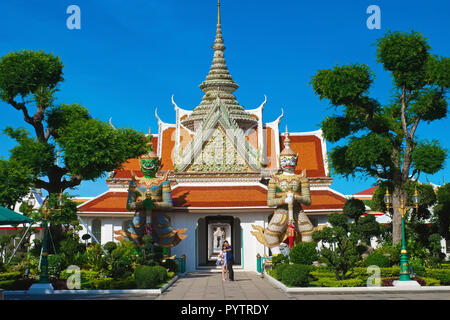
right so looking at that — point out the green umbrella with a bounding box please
[0,206,33,225]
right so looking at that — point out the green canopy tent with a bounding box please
[0,206,34,263]
[0,206,33,225]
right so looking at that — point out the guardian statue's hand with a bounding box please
[285,193,294,205]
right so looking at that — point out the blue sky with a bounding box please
[0,0,449,197]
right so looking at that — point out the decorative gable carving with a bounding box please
[174,97,260,173]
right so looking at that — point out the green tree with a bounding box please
[342,198,366,225]
[0,50,147,196]
[0,158,34,209]
[352,214,381,246]
[311,31,449,244]
[312,213,360,280]
[434,183,450,240]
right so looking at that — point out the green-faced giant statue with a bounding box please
[114,131,187,247]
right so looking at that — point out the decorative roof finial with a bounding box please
[284,125,290,142]
[218,0,221,25]
[281,125,295,156]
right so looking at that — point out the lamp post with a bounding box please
[38,199,51,284]
[384,187,420,281]
[29,192,64,293]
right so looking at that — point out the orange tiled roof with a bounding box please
[110,130,327,179]
[78,192,129,212]
[353,186,378,197]
[304,190,347,211]
[78,187,346,212]
[160,128,175,171]
[171,185,268,207]
[282,135,326,177]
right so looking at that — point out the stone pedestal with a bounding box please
[393,280,421,287]
[28,283,54,294]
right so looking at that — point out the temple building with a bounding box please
[76,2,348,272]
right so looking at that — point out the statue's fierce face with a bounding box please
[140,158,160,178]
[280,155,297,174]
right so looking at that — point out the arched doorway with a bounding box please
[196,216,241,266]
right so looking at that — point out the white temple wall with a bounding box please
[167,211,270,272]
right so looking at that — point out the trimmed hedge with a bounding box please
[280,264,311,287]
[84,278,114,290]
[0,272,21,281]
[365,253,390,268]
[310,267,401,279]
[60,269,100,281]
[81,278,137,290]
[428,273,450,285]
[272,264,290,281]
[289,242,318,265]
[311,277,364,287]
[422,278,441,286]
[134,265,168,289]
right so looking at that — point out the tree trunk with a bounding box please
[392,186,406,245]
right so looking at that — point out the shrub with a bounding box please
[112,278,137,289]
[428,272,450,285]
[111,255,133,279]
[271,254,288,267]
[60,269,99,281]
[134,265,168,289]
[422,277,440,286]
[0,271,21,281]
[312,277,364,287]
[104,241,117,254]
[86,278,114,290]
[86,243,105,272]
[60,237,85,266]
[365,252,390,268]
[167,271,175,279]
[310,270,336,279]
[280,264,311,287]
[272,263,289,280]
[83,278,137,290]
[48,254,65,278]
[375,243,401,266]
[289,242,318,265]
[409,259,426,276]
[313,213,360,280]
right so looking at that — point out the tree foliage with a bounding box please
[434,183,450,240]
[0,50,147,197]
[0,158,34,209]
[311,31,449,244]
[312,213,360,280]
[342,198,366,224]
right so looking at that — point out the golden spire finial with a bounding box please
[148,128,151,135]
[218,0,221,25]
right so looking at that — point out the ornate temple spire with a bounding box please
[280,125,297,157]
[181,0,256,131]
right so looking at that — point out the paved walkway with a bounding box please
[158,271,291,300]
